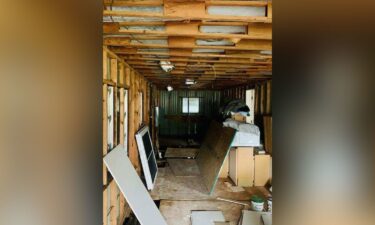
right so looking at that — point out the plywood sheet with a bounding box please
[167,159,201,176]
[103,145,167,225]
[228,148,237,184]
[196,121,236,194]
[165,147,199,158]
[160,200,247,225]
[219,156,229,178]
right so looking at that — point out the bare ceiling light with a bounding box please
[166,85,173,91]
[185,79,196,85]
[160,60,175,72]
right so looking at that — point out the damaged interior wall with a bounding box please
[103,47,151,225]
[158,90,221,139]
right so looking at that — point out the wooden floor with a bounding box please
[160,200,248,225]
[152,166,271,225]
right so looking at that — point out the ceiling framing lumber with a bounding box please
[103,0,272,89]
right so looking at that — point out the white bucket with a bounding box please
[267,199,272,212]
[251,201,264,212]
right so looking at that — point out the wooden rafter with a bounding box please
[103,0,272,89]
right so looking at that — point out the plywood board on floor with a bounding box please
[165,147,199,158]
[150,167,268,201]
[196,121,236,194]
[160,200,248,225]
[167,159,200,176]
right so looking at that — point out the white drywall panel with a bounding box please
[104,145,167,225]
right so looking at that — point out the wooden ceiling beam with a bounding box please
[122,56,272,65]
[110,21,251,26]
[205,1,268,7]
[131,64,270,69]
[103,0,164,7]
[106,29,271,40]
[104,40,272,51]
[103,10,271,23]
[115,51,272,59]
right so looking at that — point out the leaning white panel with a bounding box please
[103,145,167,225]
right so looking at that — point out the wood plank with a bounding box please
[107,29,271,40]
[266,81,271,114]
[164,0,206,17]
[103,84,108,185]
[206,1,268,6]
[116,51,271,59]
[122,56,271,64]
[263,116,272,155]
[104,145,168,225]
[196,121,236,194]
[103,184,109,225]
[103,10,272,23]
[106,41,271,51]
[219,156,229,178]
[103,49,109,79]
[109,180,119,225]
[104,0,164,6]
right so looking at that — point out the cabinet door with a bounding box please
[254,155,271,186]
[237,147,254,187]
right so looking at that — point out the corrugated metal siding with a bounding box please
[159,90,221,138]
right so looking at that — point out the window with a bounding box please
[182,97,199,113]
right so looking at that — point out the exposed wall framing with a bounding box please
[103,46,151,225]
[222,80,272,117]
[221,80,272,145]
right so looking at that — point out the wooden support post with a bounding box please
[103,50,109,80]
[266,81,271,114]
[103,84,108,185]
[109,180,119,225]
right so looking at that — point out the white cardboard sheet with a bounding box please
[104,145,167,225]
[191,211,226,225]
[240,210,271,225]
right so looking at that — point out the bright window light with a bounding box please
[182,97,199,113]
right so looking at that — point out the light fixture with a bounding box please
[166,85,173,91]
[160,60,175,72]
[185,79,196,85]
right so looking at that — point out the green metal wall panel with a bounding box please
[158,90,221,138]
